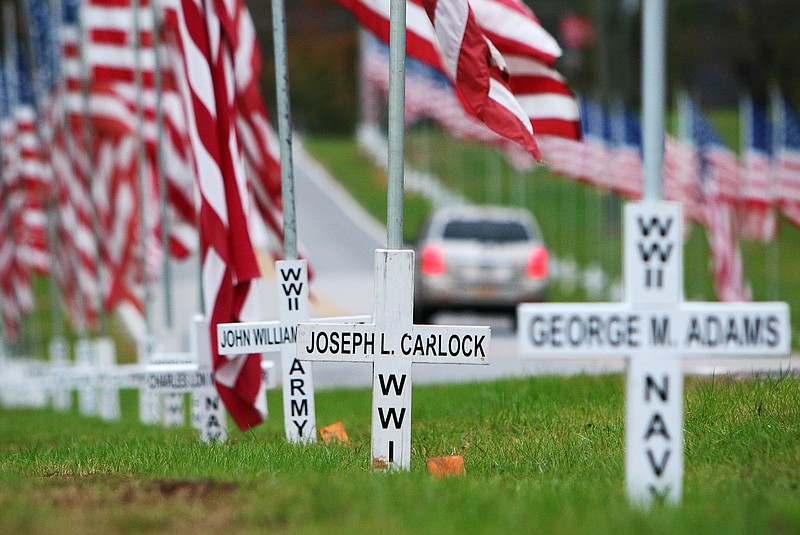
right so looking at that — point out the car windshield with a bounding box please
[442,219,530,243]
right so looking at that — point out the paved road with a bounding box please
[147,143,797,387]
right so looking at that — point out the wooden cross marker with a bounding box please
[297,249,490,470]
[517,200,791,506]
[148,316,242,443]
[217,259,369,443]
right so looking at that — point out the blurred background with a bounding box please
[248,0,800,135]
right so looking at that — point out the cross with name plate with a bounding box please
[217,259,369,443]
[297,249,490,470]
[517,200,791,505]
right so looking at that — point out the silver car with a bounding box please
[413,205,550,325]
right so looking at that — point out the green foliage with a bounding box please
[303,136,432,244]
[0,374,797,534]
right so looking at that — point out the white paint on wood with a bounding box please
[276,259,316,443]
[298,249,490,470]
[517,201,791,506]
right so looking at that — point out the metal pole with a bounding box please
[386,0,406,248]
[13,0,69,341]
[50,0,108,336]
[271,0,297,260]
[641,0,666,201]
[149,0,173,327]
[131,0,153,337]
[767,83,782,300]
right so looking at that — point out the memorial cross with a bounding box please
[217,258,369,443]
[146,316,275,442]
[517,200,791,505]
[297,249,491,470]
[48,337,71,411]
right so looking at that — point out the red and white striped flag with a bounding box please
[83,0,198,275]
[468,0,580,141]
[336,0,560,159]
[423,0,541,160]
[773,93,800,229]
[165,0,266,430]
[229,0,285,253]
[738,96,777,242]
[690,101,749,302]
[361,33,534,169]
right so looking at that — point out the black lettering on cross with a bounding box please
[298,250,490,472]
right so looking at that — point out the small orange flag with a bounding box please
[319,421,350,445]
[426,455,465,477]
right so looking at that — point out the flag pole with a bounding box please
[149,0,174,328]
[271,0,297,261]
[386,0,406,248]
[52,0,108,337]
[641,0,666,201]
[13,0,68,342]
[767,82,782,300]
[132,0,153,344]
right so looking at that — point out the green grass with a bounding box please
[302,136,432,245]
[0,374,798,533]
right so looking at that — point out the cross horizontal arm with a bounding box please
[519,302,790,357]
[400,325,490,364]
[298,323,381,362]
[217,315,370,355]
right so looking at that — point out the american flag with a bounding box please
[690,100,749,302]
[577,98,613,189]
[0,64,24,342]
[2,3,49,327]
[739,96,777,242]
[422,0,541,161]
[609,103,644,199]
[83,0,198,272]
[468,0,560,66]
[48,0,103,331]
[663,141,703,226]
[468,0,580,140]
[774,94,800,228]
[163,0,266,430]
[229,0,286,257]
[361,33,533,169]
[338,0,580,160]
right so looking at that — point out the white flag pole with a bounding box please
[149,0,174,328]
[387,0,406,248]
[131,0,153,345]
[641,0,666,201]
[271,0,297,261]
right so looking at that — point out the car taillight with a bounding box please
[420,245,446,277]
[525,246,549,279]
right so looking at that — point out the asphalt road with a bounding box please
[147,143,797,388]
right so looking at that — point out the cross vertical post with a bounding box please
[298,250,490,471]
[276,259,316,442]
[370,250,414,468]
[622,201,683,504]
[518,201,790,506]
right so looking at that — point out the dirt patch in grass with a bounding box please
[2,477,246,535]
[35,476,238,507]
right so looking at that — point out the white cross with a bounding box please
[297,249,490,470]
[148,315,276,443]
[517,201,791,506]
[217,259,369,443]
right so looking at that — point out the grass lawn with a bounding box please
[3,122,798,533]
[0,373,798,534]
